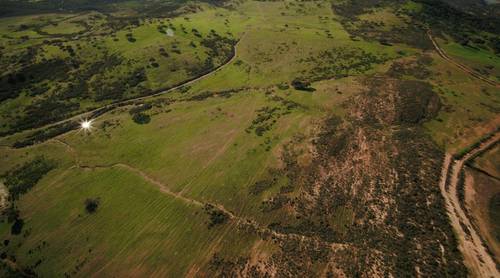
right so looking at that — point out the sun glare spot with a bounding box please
[79,119,93,133]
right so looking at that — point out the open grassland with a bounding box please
[0,73,359,277]
[423,51,500,152]
[0,4,244,135]
[3,166,258,277]
[440,39,500,82]
[0,0,499,276]
[0,12,365,269]
[0,34,371,275]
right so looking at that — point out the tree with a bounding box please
[132,112,151,124]
[85,198,100,213]
[11,219,24,235]
[291,79,315,91]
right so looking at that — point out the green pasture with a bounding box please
[441,40,500,82]
[423,52,500,151]
[1,0,500,275]
[0,166,255,277]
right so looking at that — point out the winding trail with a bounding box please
[76,159,349,247]
[1,31,247,141]
[80,163,205,207]
[427,30,500,88]
[51,137,349,264]
[439,132,500,277]
[75,162,350,259]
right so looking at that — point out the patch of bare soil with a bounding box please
[0,182,8,211]
[205,77,466,277]
[439,133,500,277]
[464,167,500,264]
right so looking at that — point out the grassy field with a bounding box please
[5,166,259,277]
[0,72,356,276]
[441,39,500,82]
[423,50,500,152]
[0,0,499,276]
[0,5,244,135]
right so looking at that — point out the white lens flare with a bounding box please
[79,119,94,133]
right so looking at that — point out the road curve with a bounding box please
[439,133,500,277]
[427,30,500,88]
[1,31,247,141]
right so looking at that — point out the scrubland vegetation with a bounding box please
[0,0,499,276]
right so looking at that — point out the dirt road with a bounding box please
[0,31,247,141]
[427,30,500,88]
[439,133,500,277]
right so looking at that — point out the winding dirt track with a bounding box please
[439,133,500,277]
[75,162,350,262]
[0,32,247,141]
[427,31,500,88]
[51,138,349,253]
[430,30,500,274]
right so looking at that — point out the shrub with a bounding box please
[129,103,152,115]
[85,198,100,213]
[291,79,315,91]
[204,204,229,228]
[132,112,151,124]
[255,126,267,136]
[249,179,274,195]
[126,33,136,42]
[11,219,24,235]
[13,121,79,148]
[277,83,289,90]
[3,157,55,200]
